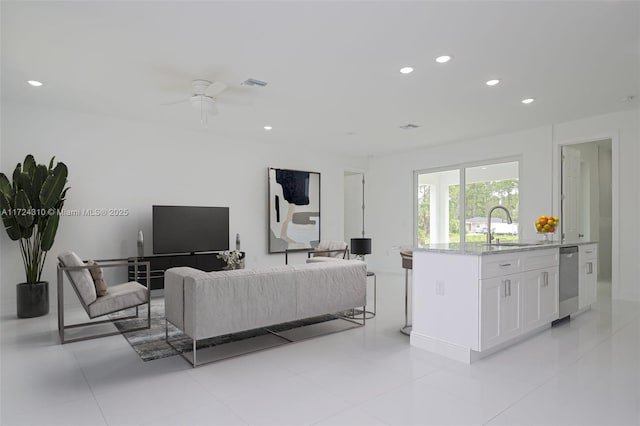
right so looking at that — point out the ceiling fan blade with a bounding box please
[160,98,189,106]
[205,81,228,97]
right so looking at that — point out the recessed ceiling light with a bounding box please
[481,167,487,170]
[435,55,452,63]
[521,98,535,104]
[27,80,43,87]
[486,79,501,86]
[399,67,414,74]
[263,126,273,130]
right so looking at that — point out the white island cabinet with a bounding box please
[411,244,563,363]
[578,244,598,309]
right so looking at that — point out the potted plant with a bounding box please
[0,155,69,318]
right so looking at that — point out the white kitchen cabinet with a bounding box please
[412,246,561,362]
[578,244,598,309]
[522,266,559,333]
[479,248,556,351]
[480,275,521,350]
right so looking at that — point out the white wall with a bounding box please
[367,108,639,302]
[0,102,366,310]
[344,173,363,243]
[366,126,552,272]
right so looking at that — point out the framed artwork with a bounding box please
[268,168,321,253]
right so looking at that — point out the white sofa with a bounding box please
[164,260,367,356]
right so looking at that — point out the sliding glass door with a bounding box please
[415,160,519,247]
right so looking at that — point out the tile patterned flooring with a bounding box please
[1,273,638,426]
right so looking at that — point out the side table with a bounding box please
[344,271,377,320]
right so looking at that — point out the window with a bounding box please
[415,160,519,247]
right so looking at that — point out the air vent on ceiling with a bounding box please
[241,78,268,87]
[399,123,420,130]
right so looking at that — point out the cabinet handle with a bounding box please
[585,250,593,254]
[543,271,549,287]
[503,280,507,298]
[499,263,512,267]
[587,262,593,274]
[506,279,511,297]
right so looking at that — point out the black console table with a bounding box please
[127,252,244,290]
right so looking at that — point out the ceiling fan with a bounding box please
[162,79,250,125]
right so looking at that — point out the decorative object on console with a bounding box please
[235,233,241,250]
[0,155,70,318]
[217,249,243,270]
[268,168,320,253]
[137,230,144,257]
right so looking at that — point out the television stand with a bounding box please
[127,252,244,290]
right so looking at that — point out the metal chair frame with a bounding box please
[57,258,151,344]
[285,246,349,265]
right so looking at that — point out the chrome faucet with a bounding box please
[487,205,513,244]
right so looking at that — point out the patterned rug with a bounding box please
[110,300,338,362]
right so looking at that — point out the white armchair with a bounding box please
[57,251,150,344]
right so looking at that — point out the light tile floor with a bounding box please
[1,273,638,426]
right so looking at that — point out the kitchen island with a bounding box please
[410,241,597,363]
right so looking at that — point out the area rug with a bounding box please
[110,300,338,362]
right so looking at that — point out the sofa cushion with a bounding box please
[87,260,108,297]
[87,281,147,318]
[58,251,97,306]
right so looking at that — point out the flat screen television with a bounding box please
[153,205,229,254]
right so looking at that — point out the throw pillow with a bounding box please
[87,260,108,297]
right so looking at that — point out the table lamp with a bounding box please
[350,238,372,261]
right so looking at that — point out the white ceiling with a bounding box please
[2,1,639,157]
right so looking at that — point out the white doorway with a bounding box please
[561,139,613,281]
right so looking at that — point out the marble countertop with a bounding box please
[406,240,596,256]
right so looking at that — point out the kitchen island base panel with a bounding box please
[411,323,552,364]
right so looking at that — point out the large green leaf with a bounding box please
[14,189,34,228]
[30,165,47,210]
[0,173,13,200]
[12,164,21,192]
[39,162,67,209]
[23,155,36,177]
[0,193,21,240]
[17,172,32,201]
[40,213,59,251]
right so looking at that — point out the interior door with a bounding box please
[562,146,581,241]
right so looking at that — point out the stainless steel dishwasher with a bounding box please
[557,246,579,322]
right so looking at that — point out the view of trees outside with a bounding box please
[417,163,519,246]
[417,184,430,246]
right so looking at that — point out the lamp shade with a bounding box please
[350,238,372,256]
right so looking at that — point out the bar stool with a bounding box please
[400,250,413,336]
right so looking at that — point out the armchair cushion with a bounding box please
[87,281,148,318]
[58,251,97,306]
[314,240,347,258]
[87,260,108,297]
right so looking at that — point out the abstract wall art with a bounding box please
[268,168,321,253]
